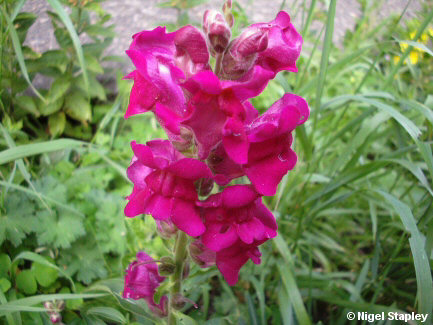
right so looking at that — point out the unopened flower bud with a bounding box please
[156,220,177,239]
[222,0,234,27]
[222,28,268,79]
[44,301,54,310]
[50,313,61,324]
[203,10,231,54]
[189,240,216,268]
[158,256,176,276]
[195,178,214,196]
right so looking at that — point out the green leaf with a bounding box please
[46,0,89,93]
[14,96,40,117]
[48,77,71,102]
[0,254,12,277]
[274,236,312,325]
[0,193,36,247]
[16,270,37,295]
[84,54,104,74]
[64,91,92,123]
[34,210,85,249]
[38,96,63,116]
[59,242,107,284]
[0,293,108,317]
[59,287,83,309]
[13,251,75,292]
[0,278,11,293]
[0,139,85,165]
[48,111,66,137]
[1,6,45,102]
[86,307,126,324]
[377,191,433,321]
[31,262,58,287]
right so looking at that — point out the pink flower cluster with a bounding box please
[122,4,308,315]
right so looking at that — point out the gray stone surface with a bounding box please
[22,0,424,75]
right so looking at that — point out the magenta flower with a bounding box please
[216,239,263,286]
[181,70,269,160]
[124,25,210,143]
[223,11,302,80]
[198,185,277,251]
[124,139,212,236]
[123,252,168,317]
[211,93,309,195]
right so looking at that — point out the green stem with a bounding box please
[167,231,188,325]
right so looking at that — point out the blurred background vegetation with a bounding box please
[0,0,432,324]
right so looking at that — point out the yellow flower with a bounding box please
[410,31,416,39]
[393,56,400,64]
[420,32,428,44]
[409,51,419,65]
[400,42,409,52]
[428,27,433,37]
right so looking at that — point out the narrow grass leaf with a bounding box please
[0,139,85,165]
[274,236,312,325]
[1,8,45,101]
[86,307,126,324]
[377,191,433,320]
[0,293,108,316]
[311,0,337,135]
[45,0,89,92]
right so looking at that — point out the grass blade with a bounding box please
[377,190,433,321]
[274,236,312,325]
[45,0,89,92]
[310,0,337,139]
[1,7,45,102]
[0,139,85,165]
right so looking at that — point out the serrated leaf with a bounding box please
[32,262,58,287]
[16,270,37,295]
[34,211,85,249]
[48,111,66,137]
[1,193,36,246]
[14,95,40,116]
[60,242,107,284]
[64,91,92,123]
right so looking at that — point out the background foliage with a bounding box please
[1,0,432,324]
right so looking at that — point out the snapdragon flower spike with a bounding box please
[198,185,277,251]
[123,252,168,317]
[211,93,309,196]
[216,239,263,286]
[124,139,212,237]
